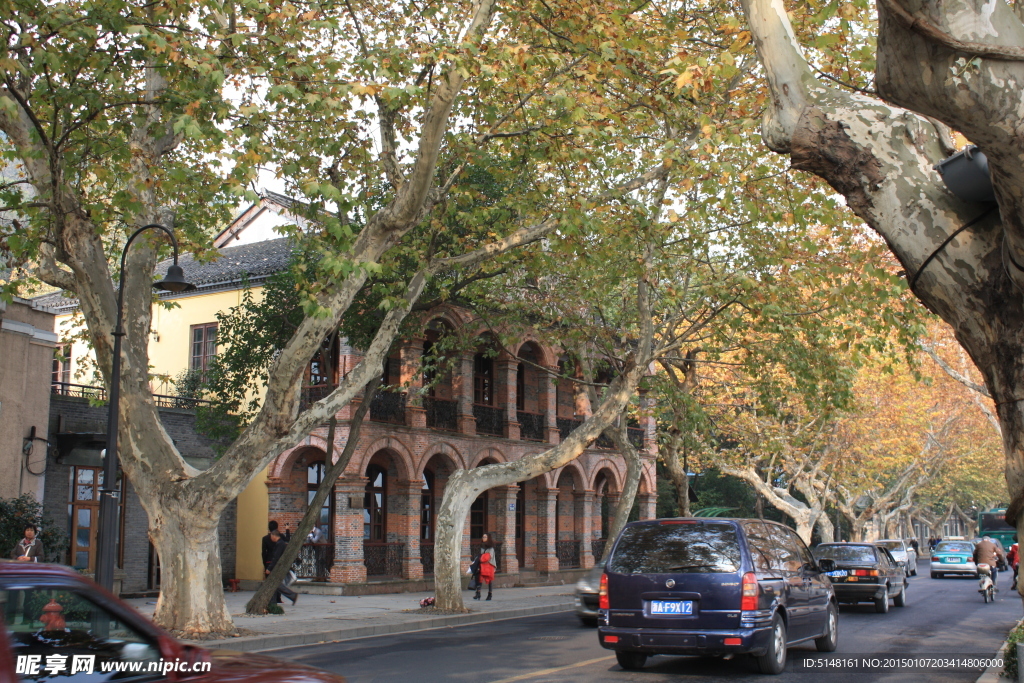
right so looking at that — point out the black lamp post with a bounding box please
[95,224,195,592]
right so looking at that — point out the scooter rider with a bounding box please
[974,536,1007,591]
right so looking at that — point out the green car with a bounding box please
[930,540,978,578]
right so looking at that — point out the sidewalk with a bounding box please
[124,584,576,653]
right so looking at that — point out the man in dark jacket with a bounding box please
[974,536,1007,590]
[11,525,44,562]
[261,521,279,573]
[267,530,298,606]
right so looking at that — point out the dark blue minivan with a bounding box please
[597,518,839,674]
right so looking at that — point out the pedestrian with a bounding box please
[474,532,497,601]
[10,524,43,562]
[266,530,298,607]
[909,538,919,554]
[308,525,325,543]
[262,521,279,573]
[1008,535,1020,590]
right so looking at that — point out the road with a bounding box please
[271,560,1021,683]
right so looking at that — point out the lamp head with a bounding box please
[153,263,196,293]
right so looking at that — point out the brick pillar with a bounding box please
[455,353,476,435]
[403,339,427,429]
[491,486,519,578]
[638,493,657,521]
[639,390,655,455]
[498,359,519,440]
[395,480,424,580]
[543,365,560,444]
[330,476,368,583]
[535,489,559,572]
[577,490,596,569]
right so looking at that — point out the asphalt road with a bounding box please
[271,560,1021,683]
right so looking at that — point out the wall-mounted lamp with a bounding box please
[934,146,997,204]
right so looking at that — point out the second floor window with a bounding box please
[190,323,218,373]
[52,345,72,385]
[474,353,494,405]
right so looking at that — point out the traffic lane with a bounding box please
[269,563,1018,683]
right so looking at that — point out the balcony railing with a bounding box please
[300,384,335,412]
[424,397,458,431]
[52,382,214,410]
[556,540,581,569]
[363,541,405,577]
[473,404,504,436]
[370,392,406,424]
[627,427,645,450]
[556,417,582,440]
[470,542,503,573]
[517,412,546,441]
[420,542,434,574]
[295,542,334,581]
[591,539,607,563]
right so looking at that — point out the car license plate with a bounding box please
[650,600,693,615]
[826,570,848,577]
[943,557,962,564]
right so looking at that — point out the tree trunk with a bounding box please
[661,432,690,518]
[816,514,835,543]
[597,420,643,564]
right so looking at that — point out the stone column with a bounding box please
[543,365,560,444]
[577,490,596,569]
[402,339,427,429]
[498,359,519,440]
[491,486,520,578]
[638,492,656,521]
[395,480,424,580]
[455,352,476,435]
[330,476,368,584]
[535,489,559,572]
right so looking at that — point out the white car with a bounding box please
[876,539,918,576]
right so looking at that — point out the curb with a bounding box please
[188,601,575,653]
[976,617,1024,683]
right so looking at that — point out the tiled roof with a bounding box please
[30,237,294,312]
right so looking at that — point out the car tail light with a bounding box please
[724,637,742,645]
[740,571,758,611]
[853,569,879,577]
[599,573,609,610]
[604,635,619,643]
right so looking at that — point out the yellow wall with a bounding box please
[53,285,271,581]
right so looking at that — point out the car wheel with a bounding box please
[756,613,788,675]
[815,603,839,652]
[875,586,890,613]
[893,583,907,607]
[579,616,597,627]
[615,652,647,671]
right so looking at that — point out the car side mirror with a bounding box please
[818,559,836,573]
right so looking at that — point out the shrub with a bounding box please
[0,494,68,563]
[1003,621,1024,679]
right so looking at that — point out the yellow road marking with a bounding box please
[491,655,616,683]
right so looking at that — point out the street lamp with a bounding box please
[95,224,195,592]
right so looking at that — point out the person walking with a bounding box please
[266,530,298,607]
[262,521,279,573]
[475,532,497,601]
[11,525,43,562]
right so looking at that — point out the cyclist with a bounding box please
[974,536,1007,591]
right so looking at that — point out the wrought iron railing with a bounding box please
[556,417,583,441]
[370,392,406,424]
[424,397,458,431]
[420,542,434,574]
[473,405,504,436]
[52,382,214,410]
[363,542,405,577]
[556,540,581,569]
[517,412,546,441]
[296,542,334,581]
[627,428,645,450]
[591,539,607,563]
[470,542,503,573]
[300,384,335,412]
[595,432,615,449]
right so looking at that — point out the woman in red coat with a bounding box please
[476,532,497,601]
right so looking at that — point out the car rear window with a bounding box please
[608,522,741,574]
[813,545,877,562]
[876,541,904,550]
[935,542,974,553]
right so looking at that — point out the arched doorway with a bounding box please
[419,451,459,574]
[516,342,545,441]
[470,457,500,571]
[593,469,618,563]
[363,457,402,578]
[556,468,583,569]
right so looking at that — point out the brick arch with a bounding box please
[589,458,623,492]
[270,441,329,479]
[414,441,466,478]
[510,338,558,369]
[554,462,586,490]
[353,435,415,481]
[639,464,656,495]
[468,446,507,468]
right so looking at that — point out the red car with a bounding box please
[0,561,345,683]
